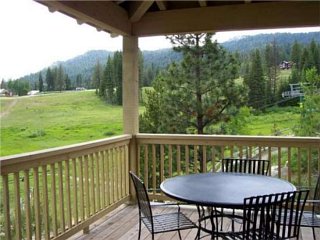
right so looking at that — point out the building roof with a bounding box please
[37,1,320,37]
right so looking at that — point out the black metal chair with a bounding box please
[299,175,320,240]
[221,158,270,176]
[222,190,309,240]
[217,158,271,230]
[129,171,197,240]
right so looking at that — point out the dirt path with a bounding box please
[0,98,18,118]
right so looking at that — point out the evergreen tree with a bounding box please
[113,51,123,105]
[1,79,7,89]
[264,40,279,103]
[76,74,83,87]
[93,60,103,95]
[246,49,266,109]
[290,40,302,70]
[103,56,114,103]
[56,64,65,92]
[65,74,72,90]
[38,72,44,92]
[308,39,320,73]
[141,33,245,135]
[46,68,54,91]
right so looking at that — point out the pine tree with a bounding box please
[65,74,72,90]
[290,40,302,70]
[103,56,114,103]
[93,60,103,95]
[46,68,54,91]
[56,64,65,92]
[113,51,123,105]
[246,49,266,109]
[141,33,245,134]
[39,72,44,92]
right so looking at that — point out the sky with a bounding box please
[0,0,319,81]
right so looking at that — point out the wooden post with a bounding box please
[123,36,139,201]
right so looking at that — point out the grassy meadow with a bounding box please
[0,91,125,156]
[0,90,301,157]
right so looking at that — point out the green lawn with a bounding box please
[244,107,300,136]
[0,91,124,156]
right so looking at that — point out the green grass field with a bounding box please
[0,90,301,157]
[0,91,124,156]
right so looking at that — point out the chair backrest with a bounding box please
[313,174,320,214]
[129,171,153,224]
[222,158,270,175]
[243,190,309,240]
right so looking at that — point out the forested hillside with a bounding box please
[3,31,319,96]
[222,31,320,53]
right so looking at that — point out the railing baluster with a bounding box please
[144,145,149,190]
[125,144,130,196]
[137,144,141,177]
[90,154,96,213]
[101,152,106,207]
[14,172,22,240]
[24,170,31,240]
[287,147,291,182]
[177,145,181,175]
[194,145,198,173]
[297,148,301,187]
[58,161,65,231]
[239,146,243,159]
[168,145,172,178]
[42,165,49,240]
[110,149,114,204]
[50,163,58,236]
[185,145,189,174]
[160,144,164,182]
[278,147,281,178]
[308,147,312,189]
[65,160,72,229]
[152,144,156,195]
[96,152,101,210]
[84,155,91,219]
[212,146,216,172]
[79,156,85,221]
[2,174,11,240]
[268,147,272,176]
[105,150,110,206]
[33,167,41,240]
[202,145,207,173]
[72,158,78,225]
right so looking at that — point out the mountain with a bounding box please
[221,31,320,53]
[19,31,319,84]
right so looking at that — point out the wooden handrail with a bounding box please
[0,134,132,240]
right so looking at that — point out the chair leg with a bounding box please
[312,227,316,240]
[178,230,182,240]
[138,218,141,240]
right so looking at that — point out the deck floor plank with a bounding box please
[70,204,318,240]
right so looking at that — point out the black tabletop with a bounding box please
[160,172,296,208]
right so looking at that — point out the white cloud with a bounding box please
[0,0,319,80]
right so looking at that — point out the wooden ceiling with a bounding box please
[38,1,320,37]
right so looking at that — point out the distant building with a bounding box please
[27,90,40,96]
[279,61,293,70]
[0,89,11,97]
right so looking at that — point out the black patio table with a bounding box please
[160,172,296,238]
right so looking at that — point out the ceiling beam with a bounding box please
[129,1,154,22]
[198,1,207,7]
[38,1,131,36]
[133,1,320,36]
[156,1,167,11]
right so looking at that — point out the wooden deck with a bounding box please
[70,203,319,240]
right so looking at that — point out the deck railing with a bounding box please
[136,134,320,201]
[1,133,319,239]
[0,134,131,240]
